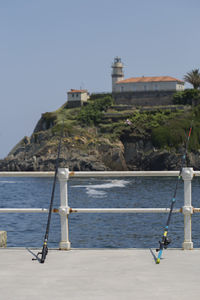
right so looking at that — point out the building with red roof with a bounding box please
[111,57,184,106]
[67,89,89,108]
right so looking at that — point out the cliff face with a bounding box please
[0,113,128,171]
[0,134,126,172]
[1,100,200,171]
[1,117,200,171]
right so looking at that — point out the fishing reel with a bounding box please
[32,251,43,262]
[32,245,48,263]
[156,236,171,252]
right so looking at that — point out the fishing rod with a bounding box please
[156,122,193,264]
[33,122,64,263]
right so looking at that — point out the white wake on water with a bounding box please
[72,179,130,198]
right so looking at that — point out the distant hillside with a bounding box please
[1,95,200,171]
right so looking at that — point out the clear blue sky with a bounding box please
[0,0,199,158]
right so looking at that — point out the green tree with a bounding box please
[173,89,200,105]
[184,69,200,89]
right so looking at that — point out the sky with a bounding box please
[0,0,199,158]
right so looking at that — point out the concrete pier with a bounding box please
[1,248,200,299]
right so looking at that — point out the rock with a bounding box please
[0,231,7,248]
[1,120,200,171]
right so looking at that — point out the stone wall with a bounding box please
[0,231,7,248]
[113,91,175,106]
[66,100,82,108]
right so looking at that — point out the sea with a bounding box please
[0,176,200,249]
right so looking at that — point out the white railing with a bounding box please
[0,168,199,250]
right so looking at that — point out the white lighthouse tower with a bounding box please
[112,57,124,92]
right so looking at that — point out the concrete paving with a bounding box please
[0,248,200,300]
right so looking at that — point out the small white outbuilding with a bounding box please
[67,89,89,107]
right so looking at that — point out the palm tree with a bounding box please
[184,69,200,89]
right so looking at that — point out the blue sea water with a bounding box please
[0,176,200,248]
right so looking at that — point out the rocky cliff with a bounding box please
[1,125,199,172]
[1,98,200,171]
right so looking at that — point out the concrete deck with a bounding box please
[0,248,200,300]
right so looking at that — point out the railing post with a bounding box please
[181,167,194,250]
[58,168,71,250]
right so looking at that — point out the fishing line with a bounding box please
[156,122,193,264]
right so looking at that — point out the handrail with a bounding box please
[0,168,197,250]
[0,208,52,213]
[69,208,182,213]
[0,170,200,177]
[0,208,182,213]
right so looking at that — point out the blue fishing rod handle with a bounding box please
[156,249,163,264]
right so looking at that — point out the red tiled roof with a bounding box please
[68,89,88,93]
[117,76,184,84]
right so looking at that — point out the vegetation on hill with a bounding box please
[40,94,200,153]
[3,92,200,172]
[77,95,113,125]
[173,89,200,105]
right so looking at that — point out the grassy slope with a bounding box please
[39,96,200,153]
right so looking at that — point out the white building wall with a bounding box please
[80,92,89,102]
[115,81,184,92]
[68,93,81,101]
[176,83,184,91]
[68,92,89,102]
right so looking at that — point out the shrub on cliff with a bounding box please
[151,124,186,149]
[173,89,200,105]
[77,96,113,125]
[151,107,200,151]
[89,93,112,101]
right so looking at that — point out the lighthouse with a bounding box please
[111,57,124,92]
